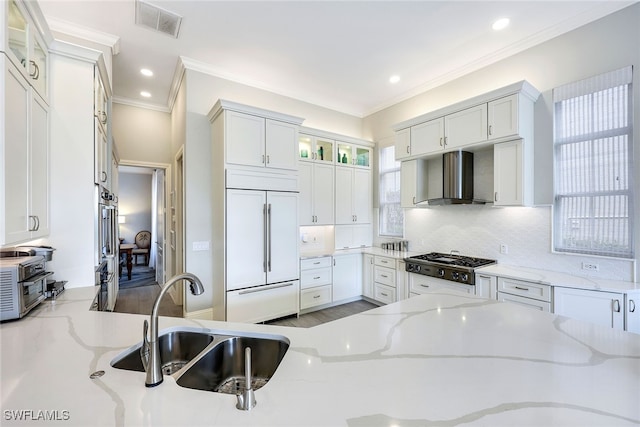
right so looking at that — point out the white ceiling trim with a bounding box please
[113,96,171,113]
[45,16,121,55]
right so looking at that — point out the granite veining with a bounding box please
[1,287,639,426]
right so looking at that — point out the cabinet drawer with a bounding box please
[300,267,332,289]
[300,285,332,310]
[301,256,332,270]
[374,265,396,287]
[374,283,396,305]
[498,292,551,312]
[498,277,551,302]
[409,273,475,295]
[374,256,395,268]
[227,281,299,323]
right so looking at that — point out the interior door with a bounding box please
[154,169,165,285]
[226,189,266,291]
[266,191,299,284]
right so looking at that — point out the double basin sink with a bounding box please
[110,327,289,395]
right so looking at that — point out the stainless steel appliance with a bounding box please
[404,252,496,286]
[0,256,52,321]
[95,186,119,311]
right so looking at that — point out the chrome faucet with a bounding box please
[140,273,205,387]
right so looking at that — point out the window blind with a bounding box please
[379,146,403,237]
[553,66,634,258]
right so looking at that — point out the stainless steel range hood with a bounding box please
[427,150,475,205]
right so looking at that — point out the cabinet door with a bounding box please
[266,119,297,170]
[494,140,523,206]
[554,287,624,330]
[400,160,416,208]
[627,292,640,334]
[488,94,518,140]
[333,254,362,301]
[95,119,109,187]
[30,91,49,238]
[266,191,299,284]
[3,58,31,243]
[411,117,444,155]
[225,111,265,168]
[334,166,353,224]
[475,274,497,300]
[298,161,314,225]
[395,128,411,160]
[226,281,298,323]
[353,145,371,168]
[353,168,371,223]
[226,189,266,291]
[362,254,374,298]
[444,104,487,149]
[313,163,334,225]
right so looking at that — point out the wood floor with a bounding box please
[266,300,378,328]
[114,282,183,317]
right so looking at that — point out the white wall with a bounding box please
[112,103,172,164]
[365,4,640,281]
[118,172,152,245]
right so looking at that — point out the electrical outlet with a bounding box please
[500,244,508,254]
[192,241,210,251]
[582,262,599,272]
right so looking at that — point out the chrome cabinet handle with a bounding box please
[263,204,268,273]
[489,125,493,136]
[439,137,443,147]
[381,292,388,297]
[29,216,37,231]
[494,192,498,202]
[238,282,294,295]
[313,276,321,280]
[100,111,107,124]
[514,286,529,291]
[412,196,416,205]
[406,146,410,154]
[101,171,107,183]
[613,299,621,313]
[313,295,321,299]
[29,60,40,79]
[420,284,430,288]
[266,155,270,164]
[629,300,636,313]
[267,203,272,272]
[262,155,265,164]
[444,137,448,146]
[381,274,388,278]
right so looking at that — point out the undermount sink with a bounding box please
[175,335,290,394]
[110,327,290,394]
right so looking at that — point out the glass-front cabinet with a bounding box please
[3,0,49,100]
[299,134,334,164]
[336,141,371,168]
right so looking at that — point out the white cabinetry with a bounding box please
[488,94,519,139]
[226,281,299,324]
[497,277,551,312]
[394,127,411,160]
[626,291,640,334]
[299,161,334,225]
[1,45,49,245]
[94,72,110,188]
[336,141,371,168]
[554,287,625,331]
[475,273,497,300]
[493,139,533,206]
[298,134,334,163]
[409,273,475,296]
[332,253,362,302]
[372,256,397,305]
[224,109,299,171]
[362,254,374,299]
[335,166,371,224]
[444,104,488,149]
[300,256,332,311]
[334,224,372,249]
[410,118,445,157]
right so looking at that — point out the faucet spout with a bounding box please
[144,273,205,387]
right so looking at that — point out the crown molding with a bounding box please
[112,96,171,113]
[45,16,121,55]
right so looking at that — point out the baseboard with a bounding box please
[184,307,214,320]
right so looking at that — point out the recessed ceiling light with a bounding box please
[140,68,153,77]
[140,91,151,98]
[492,18,510,31]
[389,75,401,84]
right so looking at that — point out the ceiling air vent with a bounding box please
[135,0,182,38]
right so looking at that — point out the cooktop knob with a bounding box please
[438,268,445,277]
[461,273,469,282]
[452,271,459,280]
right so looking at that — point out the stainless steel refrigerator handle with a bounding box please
[263,204,268,273]
[267,203,272,272]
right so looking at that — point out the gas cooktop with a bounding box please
[406,252,496,268]
[404,252,496,285]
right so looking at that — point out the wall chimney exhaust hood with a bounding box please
[425,151,479,206]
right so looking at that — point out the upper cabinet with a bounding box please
[1,0,51,245]
[393,81,539,160]
[2,0,50,102]
[336,141,371,168]
[221,105,302,171]
[299,134,334,164]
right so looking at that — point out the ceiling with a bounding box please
[38,0,635,117]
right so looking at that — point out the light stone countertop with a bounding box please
[301,246,420,261]
[477,264,640,293]
[1,286,640,426]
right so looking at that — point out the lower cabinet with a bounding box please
[475,273,497,300]
[300,256,333,311]
[362,254,374,299]
[554,287,625,331]
[226,281,299,324]
[409,273,475,296]
[497,277,551,312]
[332,253,362,302]
[627,291,640,334]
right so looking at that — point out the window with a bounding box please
[553,66,634,258]
[379,146,403,236]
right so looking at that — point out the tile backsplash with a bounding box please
[403,205,636,282]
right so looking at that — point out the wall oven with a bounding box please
[95,186,118,311]
[0,256,52,321]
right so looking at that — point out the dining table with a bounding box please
[119,243,136,280]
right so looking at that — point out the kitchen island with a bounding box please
[1,286,639,426]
